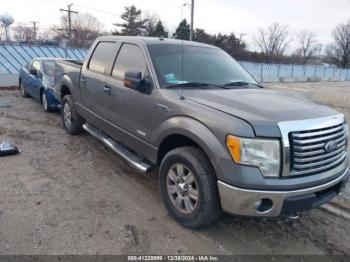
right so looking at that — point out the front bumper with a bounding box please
[46,89,61,108]
[218,165,350,217]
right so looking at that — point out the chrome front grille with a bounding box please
[289,123,347,176]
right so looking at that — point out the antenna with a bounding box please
[180,40,185,99]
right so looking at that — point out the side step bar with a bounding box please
[83,123,153,173]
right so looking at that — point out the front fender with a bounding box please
[154,116,228,179]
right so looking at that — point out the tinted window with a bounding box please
[89,42,115,74]
[112,44,147,80]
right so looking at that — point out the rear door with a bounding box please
[81,41,117,116]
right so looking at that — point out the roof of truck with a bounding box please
[96,36,220,49]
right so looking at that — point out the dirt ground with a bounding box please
[0,81,349,255]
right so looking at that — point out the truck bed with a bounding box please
[54,59,83,101]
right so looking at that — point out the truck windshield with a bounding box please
[147,44,257,89]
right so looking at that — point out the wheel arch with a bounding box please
[59,75,74,100]
[156,117,228,179]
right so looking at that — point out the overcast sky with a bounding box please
[1,0,350,51]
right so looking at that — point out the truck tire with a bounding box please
[61,95,85,135]
[159,146,221,228]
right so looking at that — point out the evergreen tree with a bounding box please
[113,5,147,36]
[152,20,168,38]
[173,19,190,40]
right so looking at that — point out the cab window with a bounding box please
[88,42,115,74]
[112,43,147,81]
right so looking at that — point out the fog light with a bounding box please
[255,198,273,213]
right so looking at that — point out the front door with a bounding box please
[103,43,158,143]
[27,60,43,99]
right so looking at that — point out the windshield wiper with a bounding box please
[222,81,263,88]
[164,82,228,89]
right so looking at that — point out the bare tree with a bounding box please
[53,13,103,48]
[254,23,292,61]
[295,30,322,64]
[12,23,34,43]
[326,20,350,68]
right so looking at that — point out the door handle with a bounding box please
[104,85,111,95]
[81,76,86,86]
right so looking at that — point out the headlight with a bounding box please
[226,135,281,177]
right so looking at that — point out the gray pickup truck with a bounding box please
[55,36,349,228]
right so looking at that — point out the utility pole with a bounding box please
[59,3,78,42]
[30,21,38,42]
[190,0,194,41]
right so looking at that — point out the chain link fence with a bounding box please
[239,61,350,82]
[0,43,86,74]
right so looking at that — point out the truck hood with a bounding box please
[183,88,339,137]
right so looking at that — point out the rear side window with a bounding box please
[112,43,147,80]
[88,42,115,74]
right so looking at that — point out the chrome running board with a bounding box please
[83,123,153,173]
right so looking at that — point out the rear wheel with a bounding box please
[61,95,85,135]
[20,80,28,98]
[159,146,221,228]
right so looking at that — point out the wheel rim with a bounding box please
[63,102,72,128]
[166,163,199,214]
[42,92,48,110]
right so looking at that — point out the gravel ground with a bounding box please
[0,82,349,255]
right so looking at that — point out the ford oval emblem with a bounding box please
[324,140,338,153]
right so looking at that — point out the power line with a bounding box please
[59,3,78,41]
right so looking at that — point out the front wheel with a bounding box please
[61,95,85,135]
[159,146,221,228]
[20,80,29,98]
[41,90,52,112]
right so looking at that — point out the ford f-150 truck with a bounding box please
[55,36,349,228]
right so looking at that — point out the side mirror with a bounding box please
[124,70,152,94]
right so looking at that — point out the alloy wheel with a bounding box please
[166,163,199,214]
[42,92,48,111]
[63,102,72,128]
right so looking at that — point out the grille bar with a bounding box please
[292,130,345,145]
[291,124,344,139]
[293,135,345,151]
[294,146,345,163]
[293,152,346,169]
[294,141,345,157]
[290,153,346,176]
